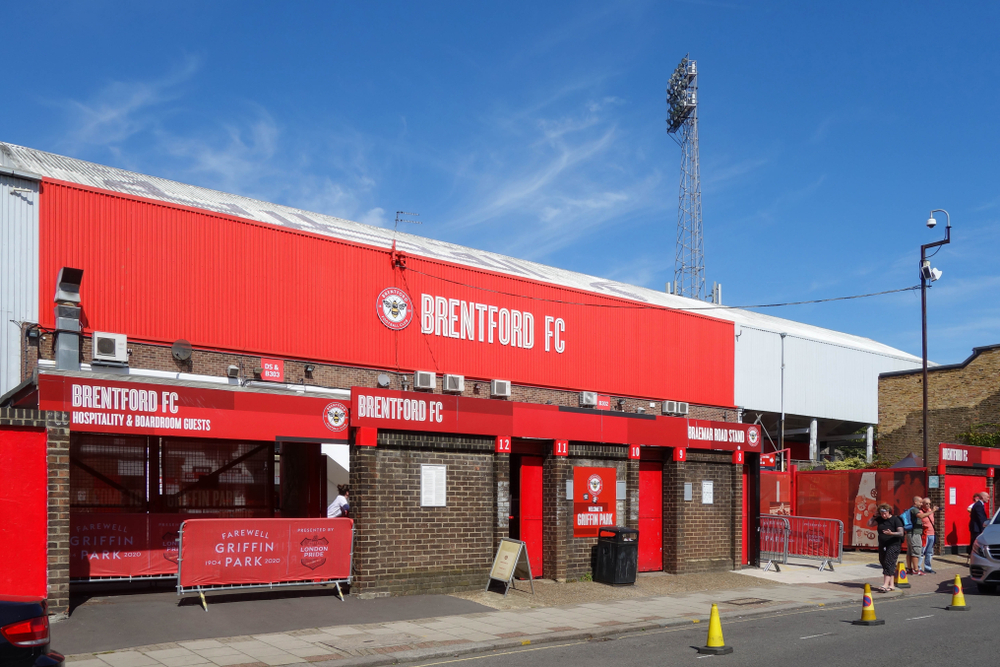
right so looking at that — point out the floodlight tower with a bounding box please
[666,55,704,300]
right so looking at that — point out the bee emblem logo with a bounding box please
[377,287,414,330]
[323,401,348,432]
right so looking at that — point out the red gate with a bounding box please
[638,462,662,571]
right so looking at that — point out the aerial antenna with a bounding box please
[394,211,421,235]
[666,54,706,301]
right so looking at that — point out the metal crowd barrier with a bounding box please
[758,515,843,573]
[785,515,843,572]
[759,516,789,572]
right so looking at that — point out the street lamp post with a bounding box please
[921,209,951,466]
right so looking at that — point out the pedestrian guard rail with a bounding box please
[758,515,843,573]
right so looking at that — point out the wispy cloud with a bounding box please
[59,56,200,150]
[435,93,668,261]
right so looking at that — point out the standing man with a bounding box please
[906,495,924,575]
[968,492,988,564]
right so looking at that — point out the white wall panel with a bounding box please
[736,326,921,424]
[0,175,39,397]
[734,326,782,414]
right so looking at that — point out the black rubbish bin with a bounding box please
[593,526,639,586]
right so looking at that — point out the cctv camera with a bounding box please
[926,216,937,229]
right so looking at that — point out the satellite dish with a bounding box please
[377,373,391,388]
[171,339,193,362]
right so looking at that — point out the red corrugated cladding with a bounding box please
[38,180,734,405]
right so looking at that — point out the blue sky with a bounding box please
[4,2,998,364]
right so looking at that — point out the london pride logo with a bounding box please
[377,287,413,330]
[323,401,348,433]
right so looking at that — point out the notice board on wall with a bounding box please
[572,466,617,537]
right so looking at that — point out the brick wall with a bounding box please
[0,408,70,616]
[33,336,738,420]
[879,345,1000,466]
[350,431,495,597]
[662,451,742,573]
[543,444,630,581]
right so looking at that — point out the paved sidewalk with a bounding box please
[64,553,969,667]
[65,585,856,667]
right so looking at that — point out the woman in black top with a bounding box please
[870,503,904,592]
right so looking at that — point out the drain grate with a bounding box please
[722,597,772,606]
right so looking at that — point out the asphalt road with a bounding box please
[395,589,998,667]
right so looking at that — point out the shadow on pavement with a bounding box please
[54,584,492,655]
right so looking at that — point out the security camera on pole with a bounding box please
[920,209,951,467]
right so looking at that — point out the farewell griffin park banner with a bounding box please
[70,515,352,586]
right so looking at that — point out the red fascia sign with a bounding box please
[70,513,210,579]
[178,518,352,588]
[573,467,617,538]
[761,453,776,467]
[554,440,569,456]
[596,395,611,411]
[938,443,1000,467]
[351,387,760,453]
[260,359,284,382]
[38,373,349,442]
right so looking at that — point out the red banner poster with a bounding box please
[178,518,352,588]
[573,467,617,538]
[69,513,213,579]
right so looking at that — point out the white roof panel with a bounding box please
[0,141,921,364]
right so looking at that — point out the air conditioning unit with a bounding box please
[490,379,511,398]
[92,332,128,363]
[443,374,465,393]
[661,400,690,416]
[413,370,436,390]
[580,391,597,408]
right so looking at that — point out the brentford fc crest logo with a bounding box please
[588,474,604,499]
[323,401,348,432]
[747,426,760,447]
[377,287,413,330]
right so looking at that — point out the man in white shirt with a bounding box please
[327,484,350,518]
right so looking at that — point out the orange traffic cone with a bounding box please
[947,575,969,611]
[697,604,734,654]
[894,562,910,588]
[852,583,885,626]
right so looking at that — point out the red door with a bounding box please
[944,474,988,552]
[520,456,544,577]
[638,462,663,571]
[0,428,48,597]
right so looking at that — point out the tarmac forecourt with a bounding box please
[58,552,971,667]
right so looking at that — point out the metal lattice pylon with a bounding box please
[667,57,704,300]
